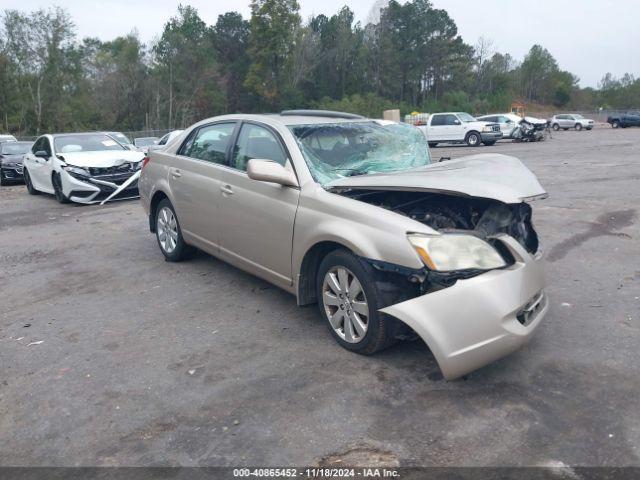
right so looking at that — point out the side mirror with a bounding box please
[453,120,461,125]
[34,150,49,158]
[247,159,299,187]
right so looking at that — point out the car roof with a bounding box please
[195,113,373,128]
[50,132,112,138]
[430,112,470,116]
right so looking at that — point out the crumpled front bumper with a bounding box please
[480,131,503,142]
[1,164,23,182]
[63,170,141,205]
[380,236,548,380]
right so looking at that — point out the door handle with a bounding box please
[171,168,182,178]
[220,185,234,195]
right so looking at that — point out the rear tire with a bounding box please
[316,249,396,355]
[155,198,196,262]
[52,172,69,203]
[465,131,481,147]
[24,169,40,195]
[575,123,583,131]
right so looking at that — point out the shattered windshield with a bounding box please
[288,121,431,185]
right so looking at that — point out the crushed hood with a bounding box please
[57,150,145,168]
[326,154,547,204]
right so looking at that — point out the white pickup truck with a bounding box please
[417,112,503,147]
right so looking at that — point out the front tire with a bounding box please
[155,199,195,261]
[465,131,481,147]
[482,140,496,146]
[24,169,40,195]
[612,120,620,129]
[0,170,8,186]
[575,123,583,131]
[552,123,560,131]
[52,172,69,203]
[316,249,396,355]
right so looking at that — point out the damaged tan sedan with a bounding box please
[139,110,549,379]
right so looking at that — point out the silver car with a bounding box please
[139,110,549,380]
[550,114,594,131]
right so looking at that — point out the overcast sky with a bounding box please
[3,0,638,87]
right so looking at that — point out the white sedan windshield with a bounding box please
[54,134,126,153]
[289,121,431,185]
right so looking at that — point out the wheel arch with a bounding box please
[296,240,353,306]
[149,190,169,232]
[465,130,481,139]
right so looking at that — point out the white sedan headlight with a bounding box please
[407,234,507,271]
[482,126,494,132]
[62,165,90,178]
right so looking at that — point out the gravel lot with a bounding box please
[1,127,639,468]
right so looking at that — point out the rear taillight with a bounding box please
[141,156,150,169]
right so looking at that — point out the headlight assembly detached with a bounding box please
[407,233,507,272]
[62,165,90,179]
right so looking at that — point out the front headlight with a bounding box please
[62,165,90,179]
[407,234,507,271]
[482,126,493,133]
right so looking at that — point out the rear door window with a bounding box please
[430,115,446,126]
[181,123,236,165]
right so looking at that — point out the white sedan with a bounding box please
[147,129,184,152]
[22,132,145,204]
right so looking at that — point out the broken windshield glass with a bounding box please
[288,121,431,185]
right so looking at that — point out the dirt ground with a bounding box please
[1,126,639,468]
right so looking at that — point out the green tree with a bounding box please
[81,35,149,130]
[153,5,223,128]
[244,0,301,109]
[213,12,251,112]
[2,7,77,133]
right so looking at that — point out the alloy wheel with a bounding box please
[157,206,179,254]
[468,134,479,146]
[322,266,369,343]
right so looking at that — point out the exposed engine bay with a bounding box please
[336,189,539,256]
[323,189,542,341]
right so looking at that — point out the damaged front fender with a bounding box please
[380,236,548,380]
